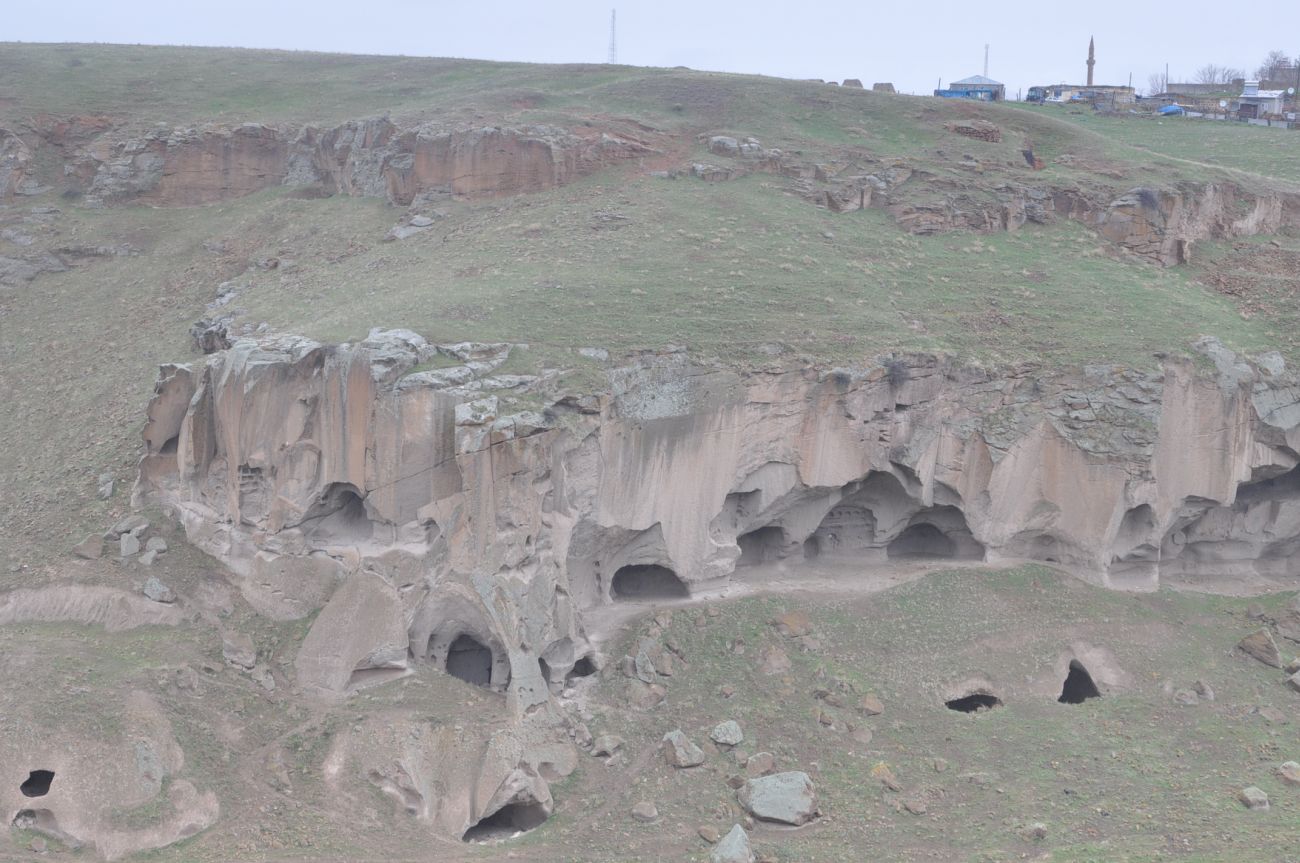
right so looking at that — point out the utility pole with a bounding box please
[984,44,989,78]
[608,9,617,65]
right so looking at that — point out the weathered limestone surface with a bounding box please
[136,329,1300,720]
[65,118,657,206]
[0,691,219,860]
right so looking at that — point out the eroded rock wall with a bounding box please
[22,117,657,206]
[136,331,1300,725]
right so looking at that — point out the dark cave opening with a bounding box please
[303,482,373,544]
[567,656,597,679]
[20,770,54,798]
[611,564,688,600]
[945,693,1003,713]
[1058,660,1102,704]
[445,634,494,687]
[887,523,956,559]
[462,801,549,842]
[737,525,787,565]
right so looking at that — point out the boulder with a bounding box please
[708,136,740,157]
[745,752,775,777]
[108,514,149,538]
[1287,671,1300,693]
[630,800,658,822]
[662,729,705,768]
[1277,761,1300,786]
[711,720,744,747]
[737,771,817,825]
[1238,786,1269,810]
[120,533,141,557]
[858,693,885,715]
[142,577,175,604]
[710,825,754,863]
[1279,599,1300,643]
[1238,629,1282,668]
[772,610,811,637]
[221,630,258,669]
[145,537,168,554]
[72,534,103,560]
[590,734,624,757]
[871,761,902,791]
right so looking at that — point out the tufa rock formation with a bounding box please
[134,327,1300,722]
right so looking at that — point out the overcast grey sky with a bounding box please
[8,1,1300,97]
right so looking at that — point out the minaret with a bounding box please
[1087,36,1095,86]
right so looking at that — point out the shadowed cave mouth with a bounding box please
[737,526,788,565]
[462,801,549,842]
[302,482,372,543]
[1058,660,1102,704]
[611,564,688,600]
[946,693,1003,713]
[887,523,955,559]
[20,770,54,798]
[446,634,494,687]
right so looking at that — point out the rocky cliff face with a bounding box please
[136,331,1300,717]
[6,116,657,207]
[8,112,1297,266]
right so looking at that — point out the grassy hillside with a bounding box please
[2,44,1300,564]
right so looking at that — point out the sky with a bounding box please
[7,1,1300,98]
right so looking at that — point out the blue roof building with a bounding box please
[935,74,1006,101]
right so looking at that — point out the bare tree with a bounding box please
[1195,64,1244,85]
[1147,72,1167,95]
[1256,50,1293,82]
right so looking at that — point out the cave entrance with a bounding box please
[462,801,549,842]
[611,565,688,600]
[20,770,54,798]
[445,634,494,687]
[945,693,1002,713]
[887,523,955,559]
[1058,660,1102,704]
[737,526,787,566]
[806,504,875,558]
[567,656,596,681]
[303,482,373,544]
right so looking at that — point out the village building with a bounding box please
[1026,39,1135,108]
[934,75,1005,101]
[1237,81,1287,119]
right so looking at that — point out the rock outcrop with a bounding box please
[36,117,658,207]
[0,691,218,860]
[135,328,1300,737]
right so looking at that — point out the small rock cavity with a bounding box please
[1058,660,1102,704]
[462,801,549,842]
[945,693,1003,713]
[20,770,54,798]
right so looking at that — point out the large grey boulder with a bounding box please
[710,824,754,863]
[1238,628,1282,668]
[710,720,744,747]
[738,771,816,825]
[661,729,705,768]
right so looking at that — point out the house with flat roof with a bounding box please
[1238,81,1286,118]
